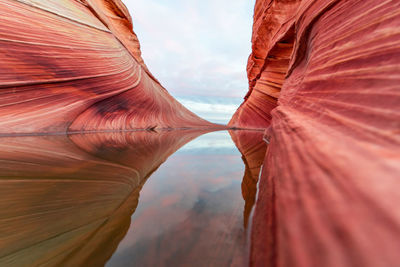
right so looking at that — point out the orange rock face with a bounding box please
[229,0,299,129]
[0,0,212,135]
[232,0,400,266]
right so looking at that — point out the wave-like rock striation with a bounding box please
[231,0,400,266]
[0,0,212,135]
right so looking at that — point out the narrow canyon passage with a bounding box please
[0,0,399,266]
[0,130,266,266]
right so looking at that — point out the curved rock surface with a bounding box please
[0,0,212,135]
[231,0,400,266]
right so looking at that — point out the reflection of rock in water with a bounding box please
[0,130,206,266]
[229,130,268,228]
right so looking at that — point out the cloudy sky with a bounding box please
[124,0,255,123]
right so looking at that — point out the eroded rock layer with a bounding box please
[229,1,300,129]
[231,0,400,266]
[0,0,211,135]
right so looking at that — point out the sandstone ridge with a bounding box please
[232,1,400,266]
[0,0,212,135]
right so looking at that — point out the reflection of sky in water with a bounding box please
[107,131,246,267]
[177,131,240,154]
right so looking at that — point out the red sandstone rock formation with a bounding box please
[0,0,212,135]
[231,0,400,266]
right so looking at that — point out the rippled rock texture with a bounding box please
[0,0,212,135]
[230,0,400,266]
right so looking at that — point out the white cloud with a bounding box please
[175,96,243,124]
[124,0,255,98]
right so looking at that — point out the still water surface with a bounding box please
[0,130,266,267]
